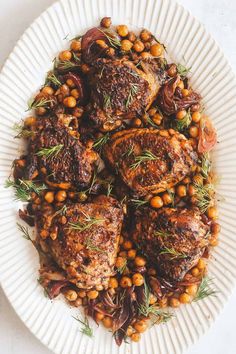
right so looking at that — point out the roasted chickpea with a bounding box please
[127,249,137,259]
[211,222,221,235]
[120,276,132,288]
[150,195,164,209]
[133,40,145,53]
[141,52,152,59]
[182,89,189,97]
[207,206,218,220]
[197,258,206,270]
[179,293,191,304]
[121,39,133,51]
[59,50,72,61]
[73,298,82,307]
[42,86,54,95]
[55,190,67,202]
[78,290,86,298]
[134,256,146,267]
[191,103,201,112]
[70,40,81,52]
[128,31,137,42]
[159,298,168,308]
[148,107,157,116]
[189,126,199,138]
[73,106,84,118]
[149,293,157,305]
[132,273,144,286]
[63,96,77,108]
[133,118,142,127]
[186,284,198,296]
[123,240,133,250]
[87,290,99,299]
[152,113,162,125]
[162,192,172,205]
[95,312,105,321]
[100,17,111,28]
[191,267,200,277]
[134,320,148,333]
[109,277,118,289]
[102,316,113,328]
[169,298,180,308]
[176,110,187,120]
[176,185,187,197]
[188,184,196,196]
[24,116,36,126]
[131,332,141,342]
[71,89,80,99]
[140,29,151,42]
[65,289,77,302]
[78,192,87,201]
[106,47,115,57]
[192,111,201,123]
[115,256,126,269]
[117,25,129,37]
[40,229,49,239]
[66,79,75,88]
[126,326,135,337]
[167,64,177,77]
[150,43,163,57]
[119,235,124,245]
[96,39,108,49]
[209,235,219,247]
[183,177,191,184]
[81,63,90,74]
[36,107,46,116]
[44,191,54,203]
[177,80,184,89]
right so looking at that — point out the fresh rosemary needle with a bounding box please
[103,93,112,110]
[98,29,121,48]
[84,236,105,253]
[159,247,187,259]
[130,198,148,209]
[17,222,33,242]
[73,316,93,337]
[175,109,191,132]
[12,123,34,139]
[126,83,139,108]
[116,258,127,274]
[45,72,62,87]
[130,150,158,170]
[26,97,52,111]
[194,182,215,213]
[69,212,104,232]
[93,133,110,152]
[36,144,64,159]
[176,63,191,78]
[193,276,217,302]
[201,152,211,179]
[5,178,46,202]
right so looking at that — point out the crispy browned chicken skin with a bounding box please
[87,58,166,130]
[104,128,197,196]
[132,207,210,281]
[36,195,123,289]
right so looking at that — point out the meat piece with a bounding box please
[132,207,210,281]
[103,128,197,196]
[25,116,98,188]
[36,195,123,289]
[87,58,167,130]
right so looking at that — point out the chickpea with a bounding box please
[115,256,126,269]
[59,50,72,61]
[152,113,162,125]
[78,290,86,298]
[121,39,133,51]
[95,284,103,291]
[193,174,203,185]
[169,298,180,308]
[159,298,168,308]
[127,249,137,259]
[78,192,87,201]
[65,289,78,302]
[148,107,157,116]
[71,89,80,99]
[100,17,111,28]
[140,29,151,42]
[127,32,136,43]
[66,79,75,88]
[119,235,124,245]
[176,110,187,120]
[183,177,191,184]
[55,190,67,202]
[120,276,132,288]
[149,293,157,305]
[81,63,90,74]
[42,86,54,95]
[191,103,201,112]
[176,185,187,197]
[182,89,189,97]
[95,312,105,321]
[123,240,133,250]
[186,284,198,296]
[70,40,81,52]
[131,332,141,342]
[192,111,201,123]
[63,96,77,108]
[189,126,199,138]
[197,258,206,270]
[73,298,82,307]
[209,236,219,247]
[119,251,127,258]
[109,277,118,289]
[211,222,221,235]
[117,25,129,37]
[150,43,163,57]
[102,316,113,328]
[150,196,163,209]
[188,184,196,196]
[133,118,142,127]
[107,47,115,57]
[96,39,108,49]
[191,267,200,277]
[126,326,134,337]
[134,320,148,333]
[40,229,49,239]
[134,256,146,267]
[132,273,144,286]
[24,116,36,126]
[162,192,172,205]
[141,52,152,59]
[144,41,151,50]
[207,206,218,220]
[60,84,70,96]
[87,290,99,299]
[167,64,177,77]
[179,293,191,304]
[36,107,46,116]
[133,40,145,53]
[177,80,185,89]
[44,191,54,203]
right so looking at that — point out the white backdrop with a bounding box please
[0,1,236,353]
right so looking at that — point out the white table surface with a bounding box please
[0,0,236,353]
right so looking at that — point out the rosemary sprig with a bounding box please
[17,222,33,242]
[130,198,148,209]
[54,59,77,70]
[69,212,104,232]
[126,83,139,108]
[146,113,160,128]
[72,51,81,63]
[12,123,34,139]
[93,133,110,152]
[5,179,46,202]
[26,97,52,111]
[193,276,217,302]
[84,236,105,253]
[201,153,211,179]
[106,181,113,197]
[73,316,93,337]
[54,205,67,217]
[36,144,64,159]
[175,109,191,132]
[194,182,215,213]
[122,144,134,158]
[45,72,62,87]
[154,230,171,238]
[98,29,121,48]
[159,247,187,259]
[103,93,112,110]
[177,63,191,78]
[130,150,158,170]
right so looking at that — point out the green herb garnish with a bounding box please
[36,144,64,159]
[130,150,158,170]
[98,29,121,48]
[194,182,215,213]
[103,93,112,110]
[193,276,217,302]
[69,212,104,232]
[201,153,211,179]
[93,133,110,152]
[116,258,127,274]
[17,222,33,242]
[26,97,52,111]
[130,199,148,209]
[45,72,62,87]
[73,316,93,337]
[5,179,46,202]
[159,247,187,259]
[177,63,191,78]
[12,123,34,139]
[175,109,191,132]
[126,83,139,108]
[84,236,105,253]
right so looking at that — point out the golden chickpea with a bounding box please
[132,273,144,286]
[169,298,180,308]
[117,25,129,37]
[120,276,132,288]
[176,185,187,197]
[126,325,134,337]
[140,29,151,42]
[78,290,86,298]
[152,113,162,125]
[87,290,99,299]
[150,196,163,209]
[207,206,218,220]
[177,80,185,89]
[24,116,36,126]
[193,174,203,185]
[141,52,152,59]
[134,256,146,267]
[150,43,163,57]
[191,267,200,277]
[44,191,54,203]
[133,40,145,53]
[197,258,206,270]
[109,277,118,289]
[131,332,141,342]
[134,320,148,333]
[167,64,177,77]
[149,293,157,305]
[127,32,136,42]
[71,89,80,99]
[73,298,82,307]
[81,63,90,74]
[95,312,104,321]
[123,240,133,250]
[179,293,191,304]
[36,107,46,116]
[55,190,67,202]
[42,86,54,95]
[102,316,113,328]
[176,110,187,120]
[66,79,75,88]
[106,47,115,57]
[78,192,87,201]
[133,118,142,127]
[192,111,201,123]
[121,39,133,51]
[65,289,78,302]
[128,249,137,259]
[186,284,198,296]
[70,40,81,52]
[209,236,219,247]
[40,229,49,239]
[115,256,126,269]
[59,50,72,61]
[96,39,108,49]
[100,17,111,28]
[189,126,199,138]
[63,96,77,108]
[183,177,191,184]
[162,192,172,205]
[188,184,196,196]
[148,107,157,116]
[182,89,189,97]
[211,222,221,235]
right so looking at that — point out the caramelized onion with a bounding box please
[198,115,217,153]
[81,27,108,63]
